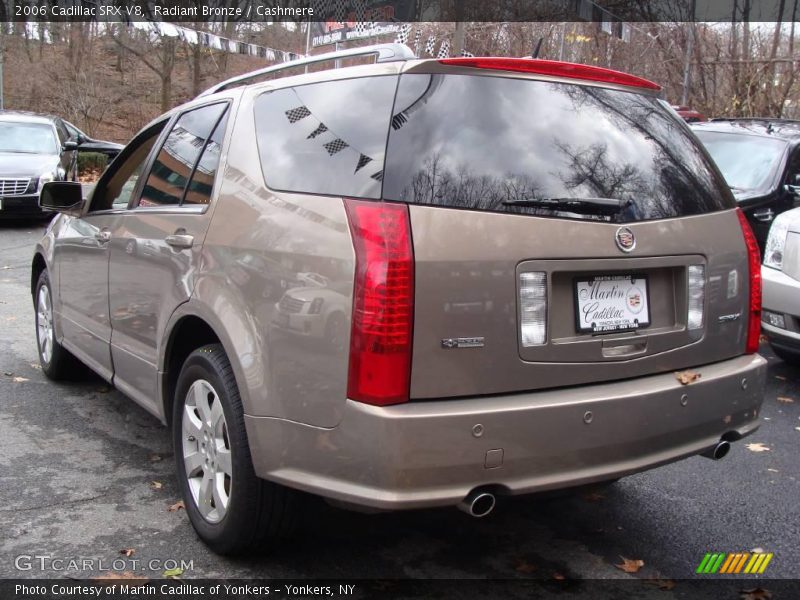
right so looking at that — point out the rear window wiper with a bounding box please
[502,197,630,216]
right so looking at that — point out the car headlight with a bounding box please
[37,173,56,193]
[763,211,793,269]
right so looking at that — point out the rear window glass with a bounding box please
[254,76,396,199]
[383,74,734,222]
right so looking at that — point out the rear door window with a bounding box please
[383,73,734,223]
[253,76,397,199]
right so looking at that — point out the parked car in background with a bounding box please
[0,111,79,219]
[0,111,123,220]
[32,45,766,555]
[672,105,706,122]
[762,206,800,365]
[63,120,124,159]
[692,119,800,249]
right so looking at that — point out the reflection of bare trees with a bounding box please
[404,153,544,213]
[554,141,649,199]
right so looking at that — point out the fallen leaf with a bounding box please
[777,396,794,404]
[167,500,185,512]
[645,578,676,591]
[615,557,645,573]
[675,370,701,385]
[723,415,733,424]
[514,559,538,574]
[795,427,800,432]
[775,375,787,381]
[30,364,41,370]
[96,387,111,394]
[150,481,163,490]
[746,443,771,453]
[12,377,29,383]
[740,588,772,600]
[750,547,765,554]
[119,548,135,557]
[92,571,147,581]
[767,468,779,473]
[149,454,163,462]
[3,371,12,377]
[552,572,566,580]
[759,334,768,343]
[163,567,183,579]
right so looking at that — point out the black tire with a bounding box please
[771,345,800,367]
[34,269,80,379]
[173,344,298,555]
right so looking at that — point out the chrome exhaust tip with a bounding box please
[458,490,496,518]
[701,440,731,460]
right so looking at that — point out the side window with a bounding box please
[253,76,397,199]
[139,103,228,208]
[89,122,165,212]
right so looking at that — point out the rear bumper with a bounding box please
[0,194,50,219]
[245,354,766,510]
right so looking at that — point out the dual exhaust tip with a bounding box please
[458,490,496,518]
[458,438,731,517]
[701,439,731,461]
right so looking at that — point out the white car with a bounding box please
[762,206,800,365]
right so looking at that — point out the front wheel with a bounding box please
[173,344,298,555]
[35,269,80,379]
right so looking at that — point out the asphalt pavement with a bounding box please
[1,219,798,595]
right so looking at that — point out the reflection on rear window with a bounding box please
[383,74,733,222]
[694,130,786,193]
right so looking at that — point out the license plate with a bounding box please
[575,275,650,333]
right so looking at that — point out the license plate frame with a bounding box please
[574,274,651,334]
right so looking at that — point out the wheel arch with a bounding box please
[160,302,259,427]
[31,253,47,299]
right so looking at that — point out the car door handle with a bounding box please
[753,208,775,222]
[94,229,111,243]
[165,234,194,249]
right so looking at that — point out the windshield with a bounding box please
[383,74,733,223]
[694,130,787,193]
[0,122,59,154]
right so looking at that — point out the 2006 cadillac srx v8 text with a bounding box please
[31,45,766,554]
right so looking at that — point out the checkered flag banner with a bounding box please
[437,40,451,59]
[460,50,475,57]
[413,29,422,56]
[424,35,436,56]
[395,23,412,45]
[353,0,373,35]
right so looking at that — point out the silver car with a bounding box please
[762,206,800,364]
[32,44,766,555]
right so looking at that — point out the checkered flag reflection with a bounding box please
[395,23,411,45]
[437,40,450,59]
[424,35,435,56]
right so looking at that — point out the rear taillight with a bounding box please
[736,208,762,354]
[519,272,548,346]
[343,199,414,406]
[687,265,705,330]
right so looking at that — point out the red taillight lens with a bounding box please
[736,208,762,354]
[344,199,414,405]
[439,57,662,91]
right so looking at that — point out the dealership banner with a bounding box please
[1,0,798,23]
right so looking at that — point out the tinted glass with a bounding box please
[140,103,227,207]
[254,76,396,199]
[694,130,787,193]
[384,74,733,222]
[184,111,228,205]
[0,122,58,154]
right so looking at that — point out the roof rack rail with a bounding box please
[198,43,416,97]
[710,117,799,124]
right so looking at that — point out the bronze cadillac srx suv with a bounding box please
[32,45,766,554]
